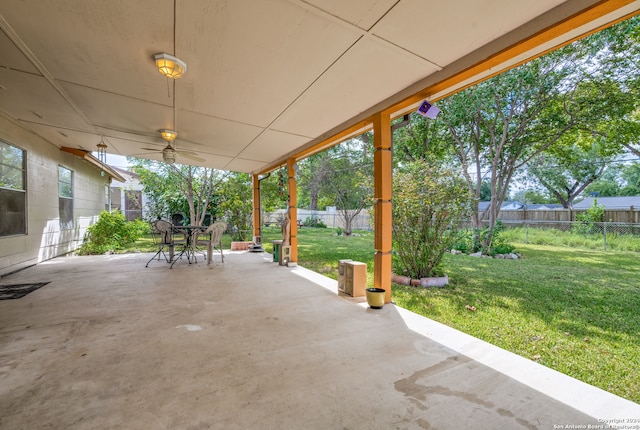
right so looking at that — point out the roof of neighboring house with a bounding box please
[112,166,140,179]
[525,204,564,210]
[478,201,525,211]
[573,196,640,209]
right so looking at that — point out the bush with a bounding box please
[302,215,326,228]
[573,199,604,235]
[79,211,149,255]
[392,160,472,279]
[451,221,515,256]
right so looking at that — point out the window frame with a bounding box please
[0,139,27,237]
[58,165,74,229]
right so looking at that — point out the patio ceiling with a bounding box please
[1,1,638,173]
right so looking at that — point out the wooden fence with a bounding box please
[497,207,640,224]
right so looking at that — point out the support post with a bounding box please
[373,112,392,304]
[252,174,261,242]
[287,159,298,265]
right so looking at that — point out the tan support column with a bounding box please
[287,159,298,264]
[373,112,392,303]
[252,174,261,241]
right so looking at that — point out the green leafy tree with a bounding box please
[584,167,622,197]
[528,136,610,208]
[439,53,579,252]
[619,163,640,196]
[131,159,225,225]
[318,139,373,236]
[217,173,253,241]
[392,160,472,278]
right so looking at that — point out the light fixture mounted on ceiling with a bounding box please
[159,129,178,164]
[153,53,187,79]
[159,129,178,142]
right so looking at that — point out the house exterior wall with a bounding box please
[0,115,109,276]
[110,170,147,221]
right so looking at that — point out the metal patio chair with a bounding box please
[146,219,174,267]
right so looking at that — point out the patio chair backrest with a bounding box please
[155,220,174,244]
[171,213,185,226]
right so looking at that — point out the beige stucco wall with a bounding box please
[0,115,110,276]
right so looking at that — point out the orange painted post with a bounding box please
[287,159,298,264]
[252,174,261,241]
[372,112,392,303]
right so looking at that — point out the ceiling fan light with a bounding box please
[153,53,187,79]
[159,129,178,142]
[162,146,176,164]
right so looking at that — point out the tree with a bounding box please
[619,163,640,196]
[438,52,580,252]
[584,166,623,197]
[510,188,555,205]
[393,17,639,252]
[131,159,225,225]
[217,173,253,241]
[527,136,609,208]
[318,139,373,236]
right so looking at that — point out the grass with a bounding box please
[127,225,640,403]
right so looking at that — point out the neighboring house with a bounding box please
[110,167,147,221]
[0,116,124,276]
[524,204,563,210]
[477,201,525,211]
[573,196,640,210]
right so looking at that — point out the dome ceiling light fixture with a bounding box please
[159,129,178,142]
[153,53,187,79]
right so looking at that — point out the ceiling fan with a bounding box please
[137,129,205,164]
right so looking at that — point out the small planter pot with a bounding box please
[365,288,386,309]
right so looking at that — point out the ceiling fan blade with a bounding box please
[140,147,163,152]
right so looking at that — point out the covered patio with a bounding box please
[1,251,637,429]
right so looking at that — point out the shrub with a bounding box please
[392,160,472,279]
[303,215,327,228]
[79,211,149,255]
[451,221,515,256]
[573,199,604,235]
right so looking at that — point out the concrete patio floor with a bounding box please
[1,251,638,429]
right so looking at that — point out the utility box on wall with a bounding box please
[341,261,367,297]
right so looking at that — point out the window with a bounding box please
[0,140,26,236]
[104,185,110,212]
[58,165,73,229]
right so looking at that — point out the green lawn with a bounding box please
[129,226,640,402]
[261,226,640,403]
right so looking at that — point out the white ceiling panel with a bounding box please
[176,0,363,127]
[0,0,636,173]
[302,0,400,30]
[177,110,265,157]
[224,157,271,173]
[371,0,567,67]
[0,30,39,74]
[0,0,175,105]
[271,36,439,137]
[239,129,312,162]
[0,69,91,131]
[25,123,102,151]
[62,83,174,137]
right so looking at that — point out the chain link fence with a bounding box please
[497,220,640,251]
